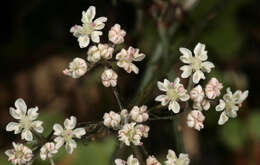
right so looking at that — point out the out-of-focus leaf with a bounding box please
[248,112,260,139]
[0,154,10,165]
[219,119,247,150]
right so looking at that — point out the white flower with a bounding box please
[165,149,190,165]
[146,155,161,165]
[115,155,139,165]
[5,142,33,165]
[116,47,145,74]
[216,88,248,125]
[190,85,204,103]
[155,78,190,113]
[40,142,58,160]
[103,111,121,129]
[179,43,215,83]
[118,123,143,146]
[101,69,118,87]
[205,77,223,99]
[63,57,88,78]
[187,110,205,131]
[70,6,107,48]
[109,24,126,45]
[130,105,149,123]
[87,45,101,63]
[99,44,114,60]
[6,98,43,141]
[53,116,86,154]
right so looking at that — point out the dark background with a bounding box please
[0,0,260,164]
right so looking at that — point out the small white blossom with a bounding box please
[5,142,33,165]
[109,24,126,45]
[101,69,118,87]
[6,98,43,141]
[146,155,161,165]
[115,155,139,165]
[135,124,150,138]
[118,123,143,146]
[53,116,86,154]
[99,44,114,60]
[216,88,248,125]
[103,111,121,129]
[70,6,107,48]
[130,105,149,123]
[190,85,204,103]
[116,47,145,74]
[155,78,190,113]
[165,149,190,165]
[205,77,223,99]
[179,43,215,84]
[187,110,205,131]
[87,45,101,63]
[63,57,88,78]
[40,142,58,160]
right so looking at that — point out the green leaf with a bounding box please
[248,112,260,139]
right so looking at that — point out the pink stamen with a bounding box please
[170,82,174,86]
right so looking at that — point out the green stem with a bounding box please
[113,87,124,110]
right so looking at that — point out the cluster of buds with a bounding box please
[103,105,149,146]
[64,6,145,89]
[115,149,190,165]
[5,99,86,165]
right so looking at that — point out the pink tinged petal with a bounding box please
[15,98,27,115]
[78,35,90,48]
[179,48,193,64]
[193,42,207,61]
[218,112,229,125]
[64,116,77,130]
[169,101,180,113]
[9,107,22,119]
[53,124,64,136]
[91,31,102,43]
[180,65,192,78]
[73,128,86,138]
[192,70,205,84]
[27,107,39,120]
[155,95,169,106]
[22,129,33,141]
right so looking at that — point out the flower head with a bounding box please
[118,122,143,146]
[70,6,107,48]
[6,98,43,141]
[101,69,118,87]
[146,155,161,165]
[165,149,190,165]
[103,111,121,129]
[179,43,214,83]
[40,142,58,160]
[53,116,86,154]
[63,57,88,78]
[5,142,33,165]
[205,77,223,99]
[116,47,145,74]
[130,105,149,123]
[216,88,248,125]
[187,110,205,131]
[115,155,139,165]
[155,78,189,113]
[109,24,126,45]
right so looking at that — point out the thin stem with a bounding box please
[50,158,55,165]
[113,87,124,110]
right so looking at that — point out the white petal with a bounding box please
[169,101,180,113]
[133,53,145,61]
[64,116,77,130]
[193,42,207,61]
[91,31,102,43]
[82,6,96,23]
[180,65,192,78]
[218,112,229,125]
[15,98,27,115]
[53,124,64,136]
[157,81,167,92]
[65,140,77,154]
[179,48,193,64]
[155,95,169,106]
[54,137,64,149]
[73,128,86,138]
[180,94,190,101]
[130,63,139,74]
[32,121,44,133]
[216,99,225,111]
[192,70,205,84]
[9,107,22,119]
[78,35,90,48]
[202,61,214,73]
[6,122,21,133]
[27,107,39,120]
[22,129,33,141]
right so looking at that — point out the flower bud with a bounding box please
[101,69,118,87]
[108,24,126,44]
[187,110,205,131]
[130,105,149,123]
[205,77,223,99]
[103,111,121,129]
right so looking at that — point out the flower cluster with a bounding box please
[64,6,145,89]
[103,105,149,146]
[115,149,190,165]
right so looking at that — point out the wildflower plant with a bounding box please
[4,4,249,165]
